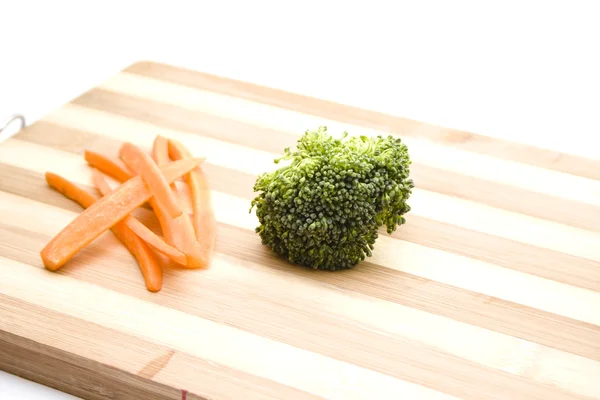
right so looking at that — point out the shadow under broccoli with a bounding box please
[250,127,414,270]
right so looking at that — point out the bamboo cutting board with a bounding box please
[1,61,600,400]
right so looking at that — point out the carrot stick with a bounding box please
[40,157,204,271]
[84,149,155,211]
[152,135,190,210]
[44,172,162,292]
[113,221,163,292]
[46,172,97,210]
[165,213,204,269]
[91,169,187,266]
[120,145,175,250]
[168,139,216,268]
[126,218,187,266]
[120,143,182,219]
[120,141,205,269]
[152,135,171,167]
[84,150,132,183]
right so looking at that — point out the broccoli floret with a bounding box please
[250,126,414,270]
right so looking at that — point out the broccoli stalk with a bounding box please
[250,126,414,270]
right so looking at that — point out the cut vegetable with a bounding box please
[153,135,188,210]
[85,149,154,211]
[127,218,187,266]
[45,172,163,292]
[168,139,217,268]
[165,212,204,268]
[45,172,97,210]
[84,150,132,183]
[92,169,187,266]
[42,134,214,290]
[120,145,174,248]
[120,142,206,269]
[152,135,171,167]
[120,142,182,219]
[40,157,204,271]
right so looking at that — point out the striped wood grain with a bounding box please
[1,61,599,400]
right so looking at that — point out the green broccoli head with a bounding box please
[250,126,414,270]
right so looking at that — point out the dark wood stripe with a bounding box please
[68,89,600,233]
[2,164,600,367]
[13,122,600,292]
[126,61,600,181]
[0,332,193,400]
[0,295,316,400]
[0,222,593,400]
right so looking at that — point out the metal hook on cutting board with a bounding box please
[0,114,26,143]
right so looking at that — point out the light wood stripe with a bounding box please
[71,88,600,233]
[3,142,600,368]
[394,216,600,293]
[1,204,599,399]
[35,106,600,265]
[410,190,600,262]
[94,71,600,208]
[15,122,600,293]
[1,295,315,400]
[127,61,600,181]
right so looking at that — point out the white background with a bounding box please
[1,1,599,398]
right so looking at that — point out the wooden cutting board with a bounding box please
[1,61,600,400]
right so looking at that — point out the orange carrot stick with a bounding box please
[86,148,157,210]
[168,139,216,268]
[152,135,189,210]
[152,135,171,167]
[165,213,204,269]
[120,141,205,269]
[84,149,155,211]
[120,144,175,249]
[40,157,204,271]
[84,150,132,183]
[46,172,97,210]
[126,218,187,266]
[120,142,182,219]
[44,172,162,292]
[91,169,187,266]
[112,220,163,292]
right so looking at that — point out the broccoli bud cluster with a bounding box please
[250,127,414,270]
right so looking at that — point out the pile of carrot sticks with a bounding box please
[40,135,216,292]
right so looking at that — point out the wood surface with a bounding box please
[1,61,600,400]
